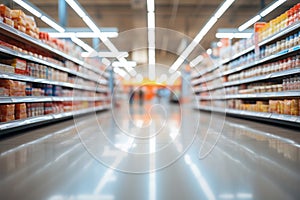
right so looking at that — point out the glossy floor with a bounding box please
[0,102,300,200]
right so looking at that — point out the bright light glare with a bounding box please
[41,16,65,32]
[65,0,87,18]
[13,0,42,18]
[260,0,286,17]
[214,0,235,18]
[238,15,261,32]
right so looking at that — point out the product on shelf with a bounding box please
[0,104,15,122]
[15,103,27,119]
[258,3,300,42]
[0,58,27,74]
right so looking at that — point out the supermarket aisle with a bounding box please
[0,102,300,200]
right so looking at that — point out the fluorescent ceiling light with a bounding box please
[260,0,286,17]
[112,61,137,68]
[13,0,42,18]
[238,15,261,31]
[65,0,86,18]
[190,55,204,67]
[169,0,235,73]
[82,15,100,34]
[113,67,129,78]
[148,48,155,65]
[48,32,118,38]
[71,36,94,52]
[214,0,235,19]
[147,12,155,29]
[216,32,253,38]
[81,51,128,58]
[41,16,65,33]
[147,0,155,12]
[76,32,118,38]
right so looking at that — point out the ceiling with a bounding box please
[5,0,297,51]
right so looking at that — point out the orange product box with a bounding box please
[0,5,11,18]
[15,103,26,112]
[0,114,15,122]
[15,112,27,120]
[0,104,15,116]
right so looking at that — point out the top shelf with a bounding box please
[220,21,300,66]
[0,22,108,78]
[259,21,300,47]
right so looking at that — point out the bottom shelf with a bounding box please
[0,105,110,133]
[196,105,300,126]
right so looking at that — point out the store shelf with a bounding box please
[196,91,300,100]
[0,72,109,93]
[196,105,300,125]
[0,105,110,132]
[0,47,108,85]
[222,45,300,76]
[221,46,255,65]
[259,21,300,47]
[0,96,108,104]
[191,64,219,79]
[194,68,300,93]
[224,67,300,87]
[0,22,108,78]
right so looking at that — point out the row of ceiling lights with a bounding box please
[12,0,289,75]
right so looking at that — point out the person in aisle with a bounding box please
[129,87,135,106]
[138,88,144,106]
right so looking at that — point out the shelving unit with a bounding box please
[192,19,300,126]
[0,105,110,134]
[0,21,111,133]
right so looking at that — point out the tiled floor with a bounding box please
[0,102,299,200]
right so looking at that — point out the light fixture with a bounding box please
[260,0,286,17]
[169,0,235,73]
[81,51,129,58]
[71,36,94,52]
[238,15,261,32]
[41,16,65,33]
[13,0,42,18]
[214,0,235,19]
[147,0,156,79]
[65,0,86,18]
[238,0,287,31]
[216,32,253,38]
[48,32,118,38]
[190,55,204,67]
[147,12,155,29]
[66,0,134,76]
[206,48,212,55]
[147,0,155,12]
[112,61,137,68]
[13,0,64,32]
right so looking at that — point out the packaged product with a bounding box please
[0,104,15,116]
[284,100,291,115]
[3,17,14,27]
[0,5,11,18]
[0,114,15,122]
[0,87,9,96]
[15,103,27,119]
[11,10,25,19]
[290,99,299,116]
[0,58,27,74]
